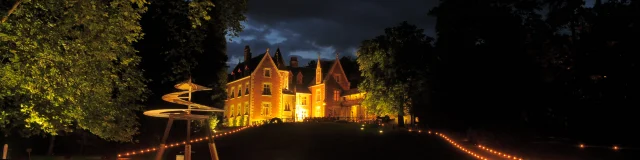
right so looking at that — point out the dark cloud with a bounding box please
[226,0,439,70]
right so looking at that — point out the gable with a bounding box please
[252,51,282,78]
[324,59,349,85]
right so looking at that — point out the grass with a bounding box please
[154,122,474,160]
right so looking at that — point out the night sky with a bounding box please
[224,0,597,70]
[225,0,438,69]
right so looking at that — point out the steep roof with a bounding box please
[273,48,286,69]
[288,67,315,93]
[306,60,334,86]
[228,53,266,82]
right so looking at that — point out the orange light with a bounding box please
[118,154,121,157]
[579,144,585,148]
[613,146,619,150]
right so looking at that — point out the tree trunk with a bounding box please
[47,135,55,156]
[79,132,87,155]
[397,108,405,128]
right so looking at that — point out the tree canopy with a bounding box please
[428,0,640,142]
[0,0,148,142]
[136,0,246,109]
[357,21,434,126]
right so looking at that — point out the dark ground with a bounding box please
[144,122,473,160]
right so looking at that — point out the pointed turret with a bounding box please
[273,47,286,69]
[316,53,322,84]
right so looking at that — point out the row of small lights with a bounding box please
[362,123,525,160]
[429,130,491,160]
[579,143,623,150]
[408,128,524,160]
[118,124,262,158]
[477,145,523,160]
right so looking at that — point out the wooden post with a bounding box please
[185,80,193,160]
[155,117,174,160]
[2,144,7,159]
[185,119,191,160]
[208,143,219,160]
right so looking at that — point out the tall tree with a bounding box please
[0,0,148,142]
[357,21,434,127]
[136,0,247,109]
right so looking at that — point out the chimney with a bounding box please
[244,45,251,63]
[290,57,299,68]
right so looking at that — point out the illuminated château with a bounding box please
[224,46,371,126]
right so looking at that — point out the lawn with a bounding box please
[155,122,474,160]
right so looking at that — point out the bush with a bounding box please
[269,118,283,124]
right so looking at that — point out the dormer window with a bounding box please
[264,68,271,78]
[316,70,321,84]
[334,74,341,83]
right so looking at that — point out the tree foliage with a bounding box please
[429,0,640,141]
[357,21,434,126]
[0,0,148,142]
[137,0,247,109]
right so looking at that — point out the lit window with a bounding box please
[302,96,307,105]
[230,105,234,117]
[261,103,271,116]
[244,102,249,115]
[245,84,249,96]
[236,105,240,115]
[334,90,340,101]
[262,83,272,95]
[230,87,235,98]
[316,89,321,101]
[264,68,271,78]
[316,70,321,84]
[284,103,291,111]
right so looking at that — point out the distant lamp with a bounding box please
[379,130,383,133]
[579,144,585,148]
[613,146,619,150]
[360,127,364,130]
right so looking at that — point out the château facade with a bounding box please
[224,46,372,126]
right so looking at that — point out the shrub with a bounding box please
[269,118,283,124]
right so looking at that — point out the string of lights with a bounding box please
[408,127,523,160]
[476,145,523,160]
[117,124,261,158]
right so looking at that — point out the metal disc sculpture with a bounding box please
[144,80,224,160]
